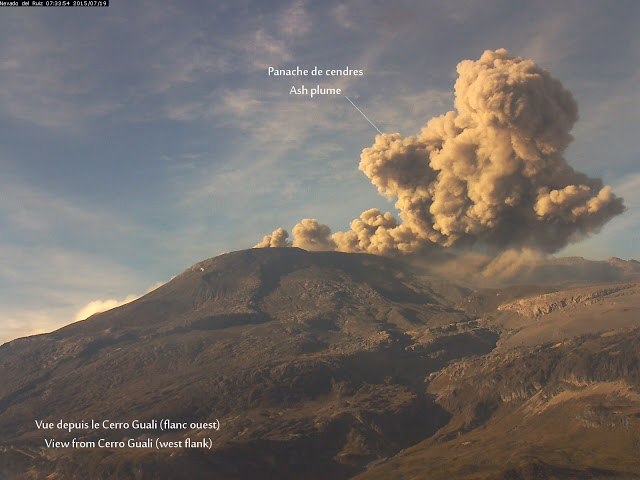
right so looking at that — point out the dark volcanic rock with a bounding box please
[3,248,640,479]
[0,248,479,479]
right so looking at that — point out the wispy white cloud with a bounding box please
[0,175,150,247]
[332,4,353,30]
[0,175,167,343]
[219,89,265,117]
[0,15,123,129]
[279,0,311,37]
[369,88,453,135]
[0,279,170,345]
[570,69,640,151]
[250,29,294,70]
[74,295,139,322]
[0,4,231,130]
[330,1,412,33]
[164,89,263,123]
[2,0,639,347]
[517,3,602,71]
[73,280,167,321]
[0,244,144,302]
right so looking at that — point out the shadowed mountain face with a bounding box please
[355,330,640,480]
[1,248,640,479]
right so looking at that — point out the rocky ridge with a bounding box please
[1,248,640,479]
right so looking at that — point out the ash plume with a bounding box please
[256,49,624,255]
[255,227,291,248]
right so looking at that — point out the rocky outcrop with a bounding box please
[497,283,637,318]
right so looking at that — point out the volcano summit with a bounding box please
[2,248,640,479]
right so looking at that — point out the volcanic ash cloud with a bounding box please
[255,227,290,248]
[256,49,625,255]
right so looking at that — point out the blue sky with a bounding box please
[1,0,639,343]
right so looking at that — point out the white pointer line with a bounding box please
[344,96,384,136]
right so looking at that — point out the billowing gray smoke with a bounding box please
[256,49,624,255]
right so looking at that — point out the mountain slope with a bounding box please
[355,330,640,480]
[1,248,640,479]
[0,248,489,479]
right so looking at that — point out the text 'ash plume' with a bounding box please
[256,49,624,255]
